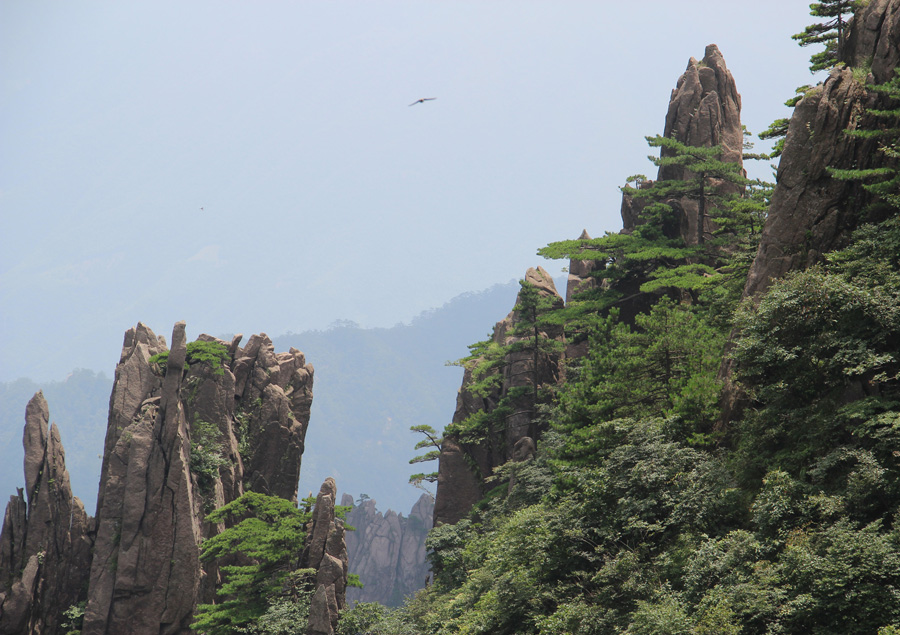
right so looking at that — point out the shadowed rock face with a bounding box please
[434,267,564,526]
[343,493,434,607]
[0,393,93,635]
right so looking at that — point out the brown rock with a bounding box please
[0,393,93,635]
[84,322,202,635]
[304,478,349,635]
[720,0,900,425]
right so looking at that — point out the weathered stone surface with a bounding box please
[434,267,565,525]
[84,322,202,635]
[0,321,324,633]
[344,493,434,607]
[304,478,348,635]
[235,335,313,503]
[0,392,93,635]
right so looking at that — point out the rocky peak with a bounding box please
[304,478,349,635]
[743,0,900,300]
[0,321,327,634]
[661,44,743,177]
[0,392,93,635]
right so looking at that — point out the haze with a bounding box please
[2,1,817,382]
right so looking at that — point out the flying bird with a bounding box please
[409,97,436,106]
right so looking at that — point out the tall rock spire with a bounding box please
[0,392,93,634]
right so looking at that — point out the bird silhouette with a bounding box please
[409,97,436,106]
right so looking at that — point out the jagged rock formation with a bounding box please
[84,322,203,634]
[304,478,348,635]
[0,321,337,635]
[434,267,564,525]
[0,393,93,635]
[565,44,747,332]
[342,493,434,607]
[622,44,744,244]
[80,322,316,633]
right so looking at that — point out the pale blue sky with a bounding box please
[2,1,819,381]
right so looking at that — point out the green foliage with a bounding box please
[829,67,900,210]
[554,298,725,465]
[337,602,390,635]
[193,491,312,635]
[148,339,230,377]
[190,416,229,506]
[408,424,443,493]
[793,0,861,72]
[61,601,86,635]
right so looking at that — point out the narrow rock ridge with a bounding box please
[0,392,93,635]
[304,478,349,635]
[342,493,434,607]
[434,267,565,526]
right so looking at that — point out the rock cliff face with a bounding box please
[0,321,338,635]
[743,0,899,300]
[434,267,564,525]
[0,393,93,635]
[343,493,434,607]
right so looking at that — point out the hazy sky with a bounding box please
[2,1,820,381]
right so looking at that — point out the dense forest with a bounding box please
[335,1,900,633]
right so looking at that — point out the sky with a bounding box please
[1,1,822,382]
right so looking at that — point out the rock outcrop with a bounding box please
[343,493,434,607]
[622,44,744,244]
[742,0,899,300]
[83,322,316,633]
[304,478,349,635]
[434,267,564,525]
[720,0,900,422]
[0,393,93,635]
[570,45,745,334]
[0,321,333,635]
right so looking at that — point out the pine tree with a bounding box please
[408,424,443,493]
[829,68,900,209]
[793,0,860,72]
